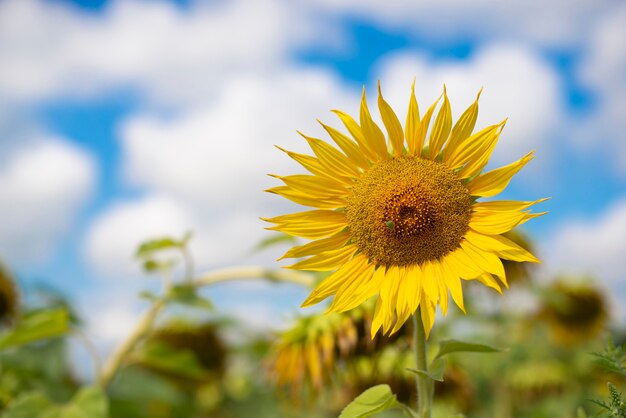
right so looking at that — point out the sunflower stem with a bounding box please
[414,308,431,418]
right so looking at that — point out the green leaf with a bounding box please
[406,358,446,382]
[138,290,159,302]
[57,386,108,418]
[339,384,398,418]
[576,407,588,418]
[435,339,502,360]
[2,392,54,418]
[0,308,69,350]
[166,285,213,311]
[134,341,205,379]
[136,237,183,258]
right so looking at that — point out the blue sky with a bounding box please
[1,0,626,355]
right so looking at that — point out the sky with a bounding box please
[1,0,626,366]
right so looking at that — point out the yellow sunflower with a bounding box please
[265,83,546,337]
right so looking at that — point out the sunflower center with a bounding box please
[346,156,472,266]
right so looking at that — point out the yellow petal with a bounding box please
[305,341,322,389]
[275,145,350,185]
[458,130,501,179]
[279,231,350,260]
[443,89,481,161]
[266,210,347,239]
[445,121,505,171]
[286,245,356,271]
[473,273,502,293]
[420,261,441,303]
[301,254,370,307]
[299,132,360,179]
[329,262,378,312]
[468,152,534,197]
[359,88,389,160]
[460,240,505,279]
[377,82,405,156]
[265,186,346,209]
[428,87,452,159]
[318,121,369,169]
[445,247,483,279]
[370,296,385,337]
[464,229,539,263]
[379,266,402,333]
[469,210,530,235]
[405,80,421,156]
[271,174,348,198]
[440,258,465,313]
[472,198,549,214]
[416,93,442,157]
[332,109,378,162]
[420,298,437,339]
[264,209,345,225]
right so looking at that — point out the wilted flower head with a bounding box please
[0,262,19,326]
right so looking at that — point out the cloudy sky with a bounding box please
[1,0,625,359]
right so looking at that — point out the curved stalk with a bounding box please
[97,266,313,389]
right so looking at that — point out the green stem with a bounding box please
[414,308,431,418]
[97,266,313,389]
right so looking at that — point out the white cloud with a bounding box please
[575,3,626,175]
[545,198,626,286]
[0,138,95,262]
[84,195,195,278]
[83,68,358,278]
[120,69,358,210]
[375,43,562,166]
[310,0,613,48]
[0,0,327,105]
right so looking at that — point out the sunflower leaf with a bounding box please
[0,308,69,350]
[406,358,446,382]
[339,384,398,418]
[435,339,503,359]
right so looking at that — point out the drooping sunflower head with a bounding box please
[0,262,19,327]
[538,279,608,345]
[265,83,546,337]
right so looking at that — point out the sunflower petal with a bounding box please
[332,109,378,162]
[378,82,405,156]
[441,258,465,313]
[473,273,502,293]
[285,245,357,271]
[445,121,505,171]
[460,240,506,279]
[420,298,437,339]
[472,198,549,214]
[360,88,389,159]
[279,231,350,260]
[469,210,530,235]
[405,80,421,156]
[271,174,348,197]
[416,93,442,157]
[464,229,539,263]
[299,132,360,179]
[265,186,346,209]
[329,263,380,313]
[443,89,481,161]
[264,209,345,225]
[445,248,483,280]
[301,254,369,307]
[468,152,534,197]
[428,86,452,159]
[318,121,369,169]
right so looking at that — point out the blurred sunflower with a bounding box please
[0,262,19,326]
[267,301,409,395]
[265,83,546,337]
[539,279,608,345]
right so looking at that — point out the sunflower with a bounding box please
[265,83,546,337]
